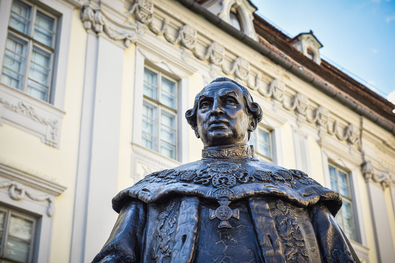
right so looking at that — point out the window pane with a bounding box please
[330,177,338,193]
[258,129,270,144]
[142,117,157,136]
[329,165,337,179]
[161,78,176,109]
[160,141,176,159]
[161,112,175,128]
[161,77,176,95]
[142,133,157,151]
[29,47,51,86]
[5,215,33,263]
[143,69,158,100]
[161,126,175,145]
[10,1,31,34]
[161,91,176,109]
[34,12,55,47]
[2,37,27,90]
[27,80,48,101]
[143,101,157,120]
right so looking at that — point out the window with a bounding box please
[306,49,314,60]
[329,165,357,241]
[1,0,57,102]
[250,127,272,162]
[142,67,177,160]
[0,206,37,263]
[229,7,243,31]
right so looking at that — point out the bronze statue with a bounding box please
[93,78,360,263]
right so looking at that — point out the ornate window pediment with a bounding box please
[201,0,258,40]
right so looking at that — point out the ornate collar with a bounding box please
[202,144,254,159]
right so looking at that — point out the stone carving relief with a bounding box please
[0,98,58,147]
[98,0,363,148]
[361,161,394,189]
[0,180,55,217]
[128,0,154,24]
[81,4,145,48]
[328,121,359,145]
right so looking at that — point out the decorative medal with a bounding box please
[207,162,240,228]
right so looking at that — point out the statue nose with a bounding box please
[211,101,224,115]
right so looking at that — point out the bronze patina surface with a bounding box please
[93,78,360,263]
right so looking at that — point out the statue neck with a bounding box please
[202,143,254,159]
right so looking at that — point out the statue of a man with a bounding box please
[93,78,360,263]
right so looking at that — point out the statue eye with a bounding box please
[225,98,237,105]
[200,101,211,109]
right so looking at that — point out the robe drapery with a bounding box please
[93,154,360,263]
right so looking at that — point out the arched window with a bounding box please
[229,6,243,31]
[307,49,315,60]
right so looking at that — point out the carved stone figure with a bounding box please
[93,78,360,263]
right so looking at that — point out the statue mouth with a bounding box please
[208,119,229,130]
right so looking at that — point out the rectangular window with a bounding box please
[329,165,357,241]
[142,67,177,160]
[0,206,37,263]
[250,127,272,162]
[1,0,56,102]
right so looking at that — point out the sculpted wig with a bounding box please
[185,77,263,138]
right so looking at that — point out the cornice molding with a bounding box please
[0,162,67,217]
[80,3,146,48]
[77,1,362,150]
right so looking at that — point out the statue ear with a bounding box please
[248,120,257,132]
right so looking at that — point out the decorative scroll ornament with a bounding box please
[128,0,154,24]
[193,42,225,66]
[328,122,359,145]
[307,106,329,127]
[222,57,250,80]
[259,79,285,102]
[81,4,144,48]
[0,98,58,146]
[362,161,392,189]
[0,180,55,217]
[284,93,309,115]
[247,73,262,91]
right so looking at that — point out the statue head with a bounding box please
[185,77,263,147]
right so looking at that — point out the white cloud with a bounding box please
[386,14,395,22]
[387,90,395,104]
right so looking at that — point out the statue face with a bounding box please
[196,81,251,147]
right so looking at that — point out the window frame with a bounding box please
[328,164,358,242]
[249,126,273,162]
[142,66,178,160]
[0,206,37,263]
[2,0,58,103]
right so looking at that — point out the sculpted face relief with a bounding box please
[196,82,251,147]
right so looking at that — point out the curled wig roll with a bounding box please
[185,77,263,138]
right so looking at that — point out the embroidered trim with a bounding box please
[327,245,356,263]
[152,200,178,260]
[273,200,310,263]
[202,144,254,159]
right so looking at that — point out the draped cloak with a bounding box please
[92,151,360,263]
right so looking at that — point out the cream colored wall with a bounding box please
[280,123,296,169]
[308,136,325,185]
[117,45,136,191]
[384,188,395,252]
[49,9,87,263]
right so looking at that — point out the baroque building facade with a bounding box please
[0,0,394,262]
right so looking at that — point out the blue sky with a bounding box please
[254,0,395,103]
